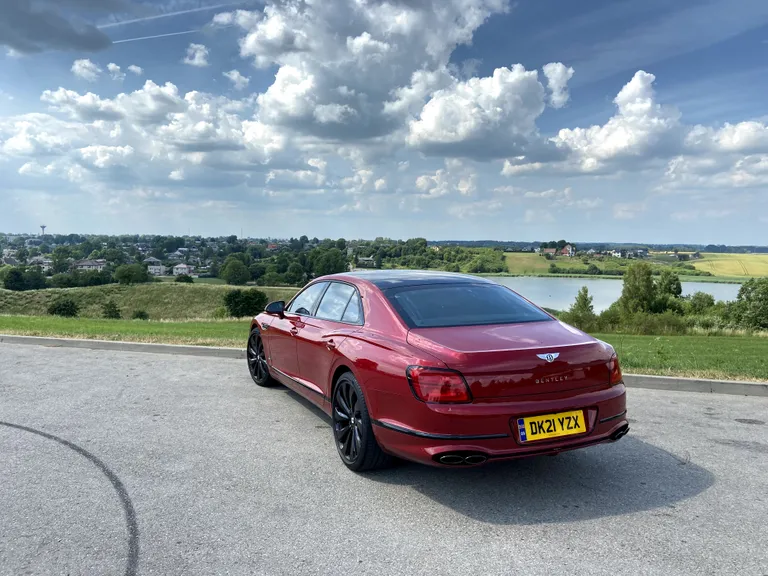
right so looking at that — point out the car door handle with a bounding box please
[261,323,269,331]
[325,339,336,350]
[290,327,299,336]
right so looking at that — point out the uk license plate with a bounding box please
[517,410,586,442]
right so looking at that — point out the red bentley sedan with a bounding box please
[248,270,628,471]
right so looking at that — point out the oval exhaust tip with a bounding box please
[464,455,487,465]
[438,454,465,465]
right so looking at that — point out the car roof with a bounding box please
[331,269,496,289]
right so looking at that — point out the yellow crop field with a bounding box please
[691,253,768,278]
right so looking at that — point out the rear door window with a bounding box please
[315,282,357,322]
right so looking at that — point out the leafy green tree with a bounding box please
[312,248,347,276]
[175,274,194,283]
[284,262,305,285]
[688,291,715,314]
[23,268,47,290]
[565,286,597,330]
[220,258,250,285]
[15,247,28,263]
[114,264,150,285]
[3,268,27,291]
[249,262,267,282]
[374,253,383,269]
[657,270,682,298]
[52,246,72,274]
[729,278,768,330]
[258,271,285,286]
[104,248,127,265]
[619,263,656,314]
[336,238,347,251]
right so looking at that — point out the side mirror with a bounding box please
[265,300,285,317]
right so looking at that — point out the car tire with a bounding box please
[332,372,392,472]
[247,329,276,387]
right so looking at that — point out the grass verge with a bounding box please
[595,333,768,382]
[1,315,766,381]
[0,283,298,320]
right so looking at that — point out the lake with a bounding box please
[489,276,741,312]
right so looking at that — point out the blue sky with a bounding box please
[1,0,767,244]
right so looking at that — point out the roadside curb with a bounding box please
[0,334,245,360]
[622,374,767,397]
[2,334,766,397]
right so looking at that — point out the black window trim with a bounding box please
[288,280,364,326]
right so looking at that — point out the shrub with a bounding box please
[115,264,150,285]
[728,278,768,330]
[102,300,122,319]
[3,268,27,291]
[688,291,716,315]
[223,288,269,318]
[212,306,229,319]
[50,270,114,288]
[175,274,194,283]
[48,297,80,317]
[132,309,150,320]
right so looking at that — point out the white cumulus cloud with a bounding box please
[71,59,102,82]
[107,63,125,82]
[223,70,250,90]
[183,44,209,67]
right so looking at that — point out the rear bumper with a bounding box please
[370,384,628,466]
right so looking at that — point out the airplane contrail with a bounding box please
[111,30,201,44]
[98,3,239,29]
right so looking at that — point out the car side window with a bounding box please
[287,282,329,316]
[341,290,362,324]
[316,282,357,322]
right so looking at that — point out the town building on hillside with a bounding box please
[356,256,376,268]
[541,248,557,256]
[173,263,194,276]
[1,256,20,266]
[28,256,53,273]
[144,257,166,276]
[74,259,107,272]
[559,244,576,257]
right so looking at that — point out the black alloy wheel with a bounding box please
[247,331,274,387]
[332,373,391,472]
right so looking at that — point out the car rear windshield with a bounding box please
[384,283,553,328]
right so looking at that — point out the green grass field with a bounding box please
[0,283,298,320]
[690,252,768,278]
[0,314,765,381]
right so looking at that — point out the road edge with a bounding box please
[2,334,766,397]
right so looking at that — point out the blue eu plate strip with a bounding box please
[517,418,527,442]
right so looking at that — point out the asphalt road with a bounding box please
[1,344,767,576]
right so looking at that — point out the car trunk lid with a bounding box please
[406,320,612,398]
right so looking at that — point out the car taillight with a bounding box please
[608,354,623,385]
[406,366,472,404]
